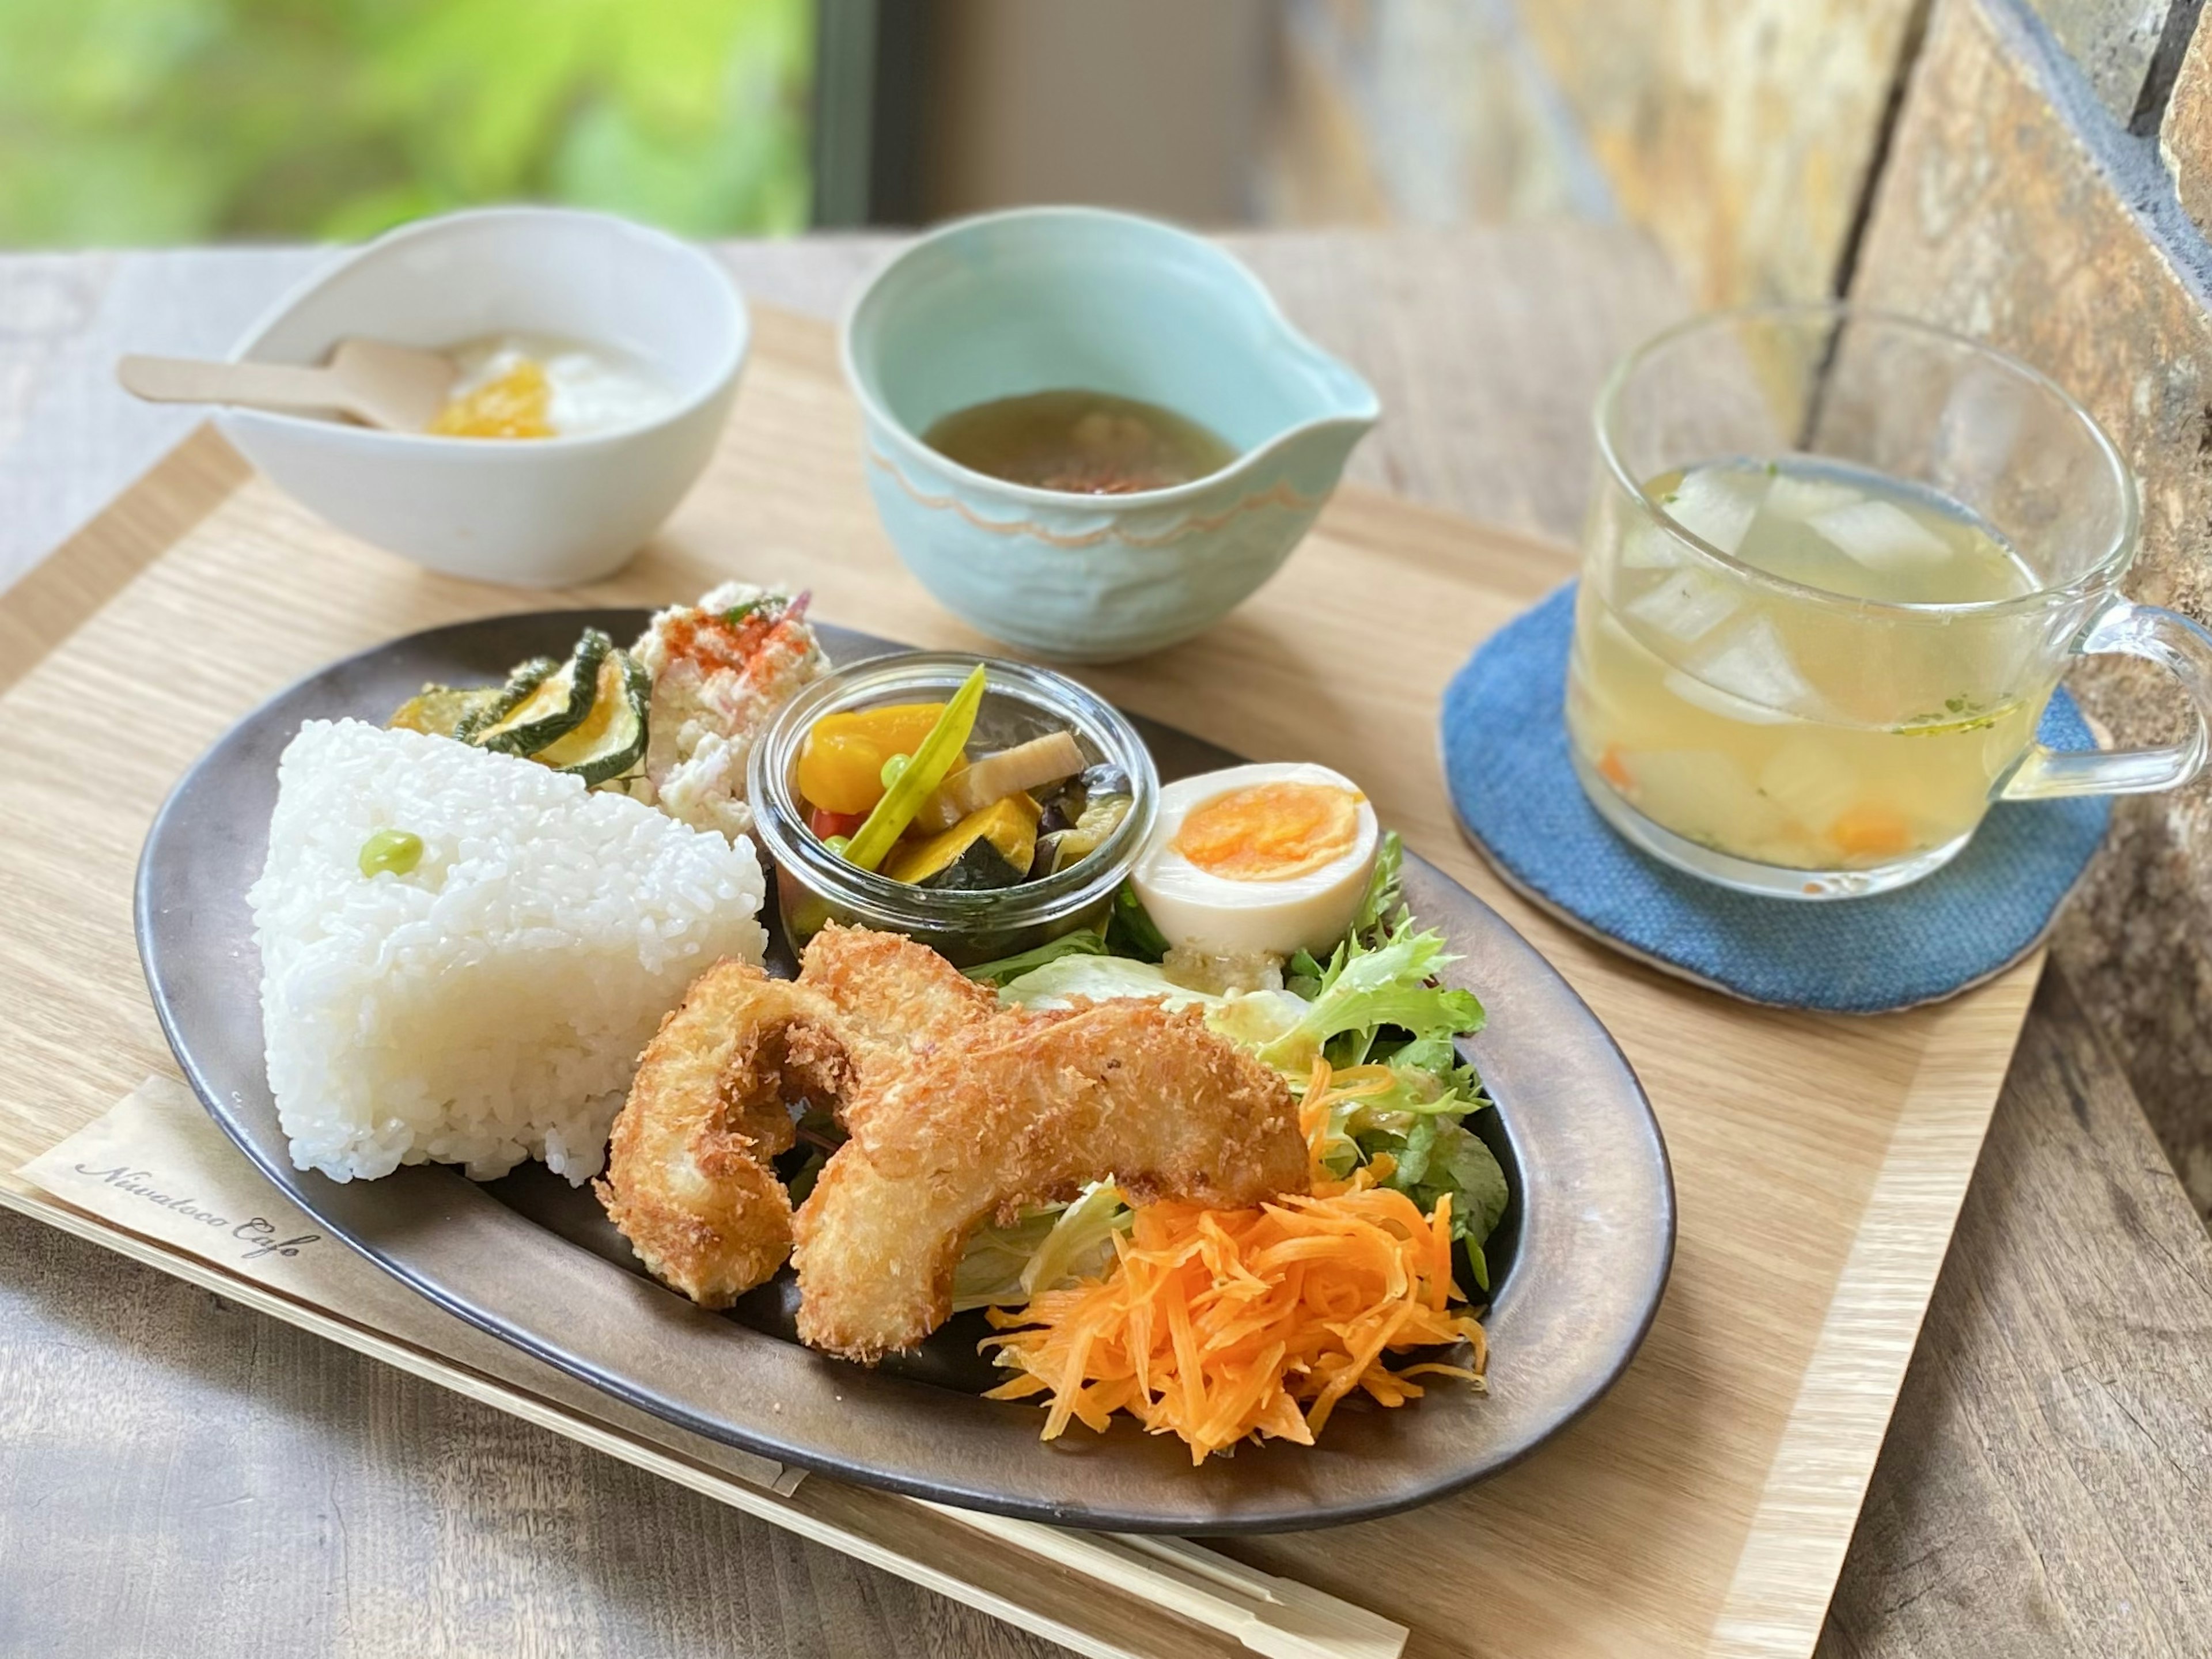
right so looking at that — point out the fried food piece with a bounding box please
[792,998,1307,1362]
[596,960,833,1308]
[796,921,1000,1071]
[599,928,998,1309]
[775,922,1002,1117]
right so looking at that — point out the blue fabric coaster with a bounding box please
[1442,584,2111,1013]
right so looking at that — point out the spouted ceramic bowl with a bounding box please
[842,208,1380,664]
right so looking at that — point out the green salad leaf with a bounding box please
[994,911,1484,1085]
[949,1180,1130,1311]
[1353,829,1407,942]
[1351,1117,1509,1291]
[1104,884,1172,962]
[995,950,1251,1013]
[964,929,1111,987]
[1252,918,1486,1075]
[1431,1126,1511,1241]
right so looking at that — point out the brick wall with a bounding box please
[1527,0,2212,1217]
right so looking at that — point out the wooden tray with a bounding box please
[0,305,2039,1659]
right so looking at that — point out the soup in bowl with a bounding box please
[842,207,1379,664]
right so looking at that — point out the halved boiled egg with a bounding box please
[1130,763,1380,956]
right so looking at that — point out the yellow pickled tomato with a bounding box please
[796,702,949,815]
[430,360,555,438]
[1172,782,1361,882]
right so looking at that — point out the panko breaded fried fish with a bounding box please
[598,926,997,1308]
[794,922,1000,1085]
[595,960,832,1307]
[793,998,1306,1363]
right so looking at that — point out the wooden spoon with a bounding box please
[118,338,458,433]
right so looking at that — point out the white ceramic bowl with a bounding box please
[217,207,748,586]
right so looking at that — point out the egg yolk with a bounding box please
[1172,781,1362,882]
[430,360,554,438]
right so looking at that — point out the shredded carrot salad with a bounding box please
[982,1059,1488,1462]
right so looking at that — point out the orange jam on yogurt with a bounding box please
[430,359,554,439]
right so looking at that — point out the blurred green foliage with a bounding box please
[0,0,813,247]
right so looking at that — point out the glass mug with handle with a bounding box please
[1567,303,2212,899]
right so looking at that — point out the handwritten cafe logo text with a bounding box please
[73,1163,322,1264]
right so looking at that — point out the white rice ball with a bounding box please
[250,719,767,1184]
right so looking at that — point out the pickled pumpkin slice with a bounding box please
[884,792,1041,889]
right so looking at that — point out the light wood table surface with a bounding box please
[1,229,2206,1659]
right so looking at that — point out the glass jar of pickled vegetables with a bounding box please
[747,653,1159,965]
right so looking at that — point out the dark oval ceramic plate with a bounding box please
[137,609,1673,1535]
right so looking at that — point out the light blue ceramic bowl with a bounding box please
[841,207,1380,663]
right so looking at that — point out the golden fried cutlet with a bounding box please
[599,928,999,1309]
[596,960,828,1308]
[795,922,999,1071]
[770,922,1002,1123]
[791,998,1308,1362]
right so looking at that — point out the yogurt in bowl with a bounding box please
[217,206,748,587]
[428,333,677,440]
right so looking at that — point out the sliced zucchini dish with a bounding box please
[387,627,650,791]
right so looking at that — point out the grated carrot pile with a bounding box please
[982,1059,1488,1462]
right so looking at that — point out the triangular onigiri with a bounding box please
[250,719,767,1184]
